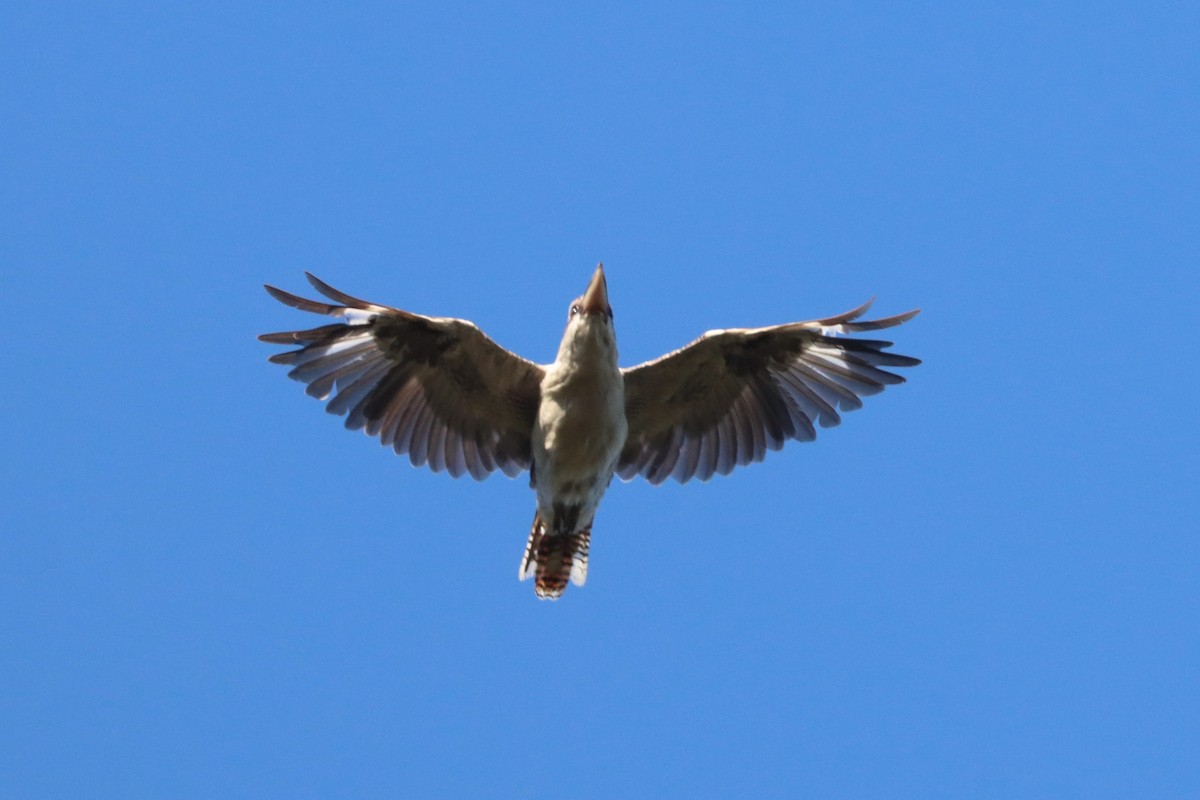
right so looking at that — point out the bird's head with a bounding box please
[569,263,613,321]
[556,263,617,363]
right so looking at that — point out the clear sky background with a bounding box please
[2,2,1197,797]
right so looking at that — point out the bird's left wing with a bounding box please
[259,273,545,480]
[618,300,920,484]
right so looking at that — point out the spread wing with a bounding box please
[259,273,545,480]
[618,300,920,484]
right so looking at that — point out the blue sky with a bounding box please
[2,2,1197,797]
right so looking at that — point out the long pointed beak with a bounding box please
[580,263,608,314]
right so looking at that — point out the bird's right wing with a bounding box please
[259,273,545,480]
[619,300,920,484]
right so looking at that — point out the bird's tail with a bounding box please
[519,512,590,600]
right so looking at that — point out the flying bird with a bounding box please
[259,265,920,599]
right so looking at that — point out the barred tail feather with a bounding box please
[520,513,590,600]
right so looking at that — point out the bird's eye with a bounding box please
[570,304,580,318]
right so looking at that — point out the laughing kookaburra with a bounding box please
[260,265,920,599]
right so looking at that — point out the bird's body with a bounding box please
[260,265,920,599]
[524,271,627,596]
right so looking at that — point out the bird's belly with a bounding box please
[533,389,627,520]
[536,391,625,470]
